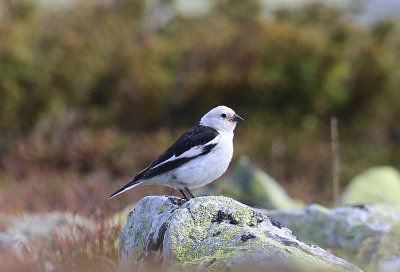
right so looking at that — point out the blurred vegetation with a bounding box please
[0,0,400,214]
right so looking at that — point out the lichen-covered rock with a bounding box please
[375,224,400,272]
[119,196,361,271]
[264,204,400,265]
[203,156,303,210]
[339,166,400,206]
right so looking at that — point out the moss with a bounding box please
[340,166,400,206]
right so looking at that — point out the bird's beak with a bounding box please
[232,114,244,122]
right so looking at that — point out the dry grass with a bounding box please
[0,214,121,272]
[0,125,181,216]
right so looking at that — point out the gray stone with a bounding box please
[119,195,361,271]
[339,166,400,207]
[0,212,97,259]
[5,212,96,240]
[264,204,400,265]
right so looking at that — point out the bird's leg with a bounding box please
[179,189,189,200]
[184,187,195,198]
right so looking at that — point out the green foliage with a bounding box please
[0,0,400,207]
[0,0,398,131]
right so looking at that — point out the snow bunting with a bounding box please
[107,106,243,200]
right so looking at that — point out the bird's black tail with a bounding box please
[107,179,142,199]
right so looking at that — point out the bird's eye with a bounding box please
[221,114,227,118]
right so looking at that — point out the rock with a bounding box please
[264,204,400,266]
[5,212,96,240]
[375,224,400,272]
[339,166,400,206]
[119,195,361,271]
[0,212,97,259]
[204,156,303,210]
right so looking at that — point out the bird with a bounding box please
[107,105,244,200]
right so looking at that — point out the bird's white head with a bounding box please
[200,106,244,132]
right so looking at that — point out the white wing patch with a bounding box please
[150,136,220,169]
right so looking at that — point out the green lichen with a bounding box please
[266,203,400,267]
[156,203,168,214]
[119,197,164,261]
[131,221,151,258]
[166,196,352,271]
[377,224,400,260]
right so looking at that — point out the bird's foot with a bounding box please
[179,189,190,201]
[184,187,195,198]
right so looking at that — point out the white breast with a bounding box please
[146,131,234,190]
[176,131,234,189]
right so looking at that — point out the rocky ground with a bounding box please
[119,195,361,271]
[1,157,400,271]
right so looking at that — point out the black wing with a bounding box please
[107,123,218,198]
[148,123,218,167]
